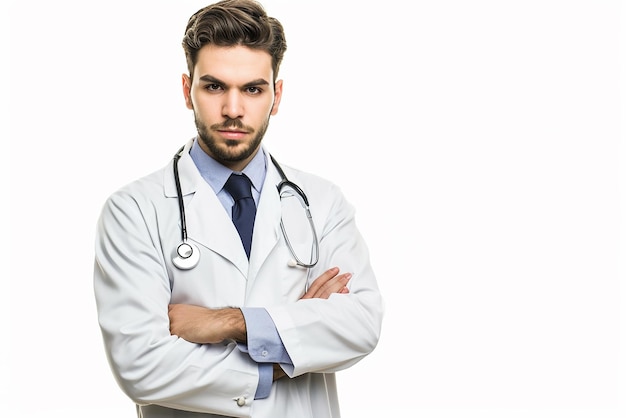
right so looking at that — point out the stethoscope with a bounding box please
[171,146,319,270]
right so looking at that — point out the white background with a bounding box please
[2,0,624,417]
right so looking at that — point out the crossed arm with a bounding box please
[168,267,351,379]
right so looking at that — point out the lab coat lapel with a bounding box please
[248,163,283,279]
[165,143,249,275]
[186,185,250,274]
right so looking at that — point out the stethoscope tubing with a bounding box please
[173,146,188,243]
[172,145,319,269]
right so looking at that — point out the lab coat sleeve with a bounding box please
[266,179,384,377]
[93,186,258,416]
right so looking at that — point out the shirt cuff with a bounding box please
[240,307,292,364]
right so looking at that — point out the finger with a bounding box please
[317,272,350,295]
[312,273,351,299]
[302,267,339,298]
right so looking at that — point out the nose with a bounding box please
[222,90,244,119]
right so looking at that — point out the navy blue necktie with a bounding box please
[224,173,256,258]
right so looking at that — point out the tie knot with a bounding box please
[224,173,253,201]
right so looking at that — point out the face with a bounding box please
[182,44,283,171]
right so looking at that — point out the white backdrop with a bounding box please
[2,1,624,417]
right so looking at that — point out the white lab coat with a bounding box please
[94,140,384,418]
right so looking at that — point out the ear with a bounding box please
[182,74,193,109]
[270,79,283,116]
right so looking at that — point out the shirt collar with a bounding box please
[189,137,267,195]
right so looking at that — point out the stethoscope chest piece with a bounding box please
[172,241,200,270]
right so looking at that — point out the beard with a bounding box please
[195,113,270,165]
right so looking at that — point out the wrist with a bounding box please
[223,308,247,342]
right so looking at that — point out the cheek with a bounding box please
[257,99,278,119]
[191,94,218,115]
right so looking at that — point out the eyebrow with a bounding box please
[198,74,270,89]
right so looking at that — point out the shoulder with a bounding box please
[275,162,341,196]
[100,162,170,215]
[270,160,354,217]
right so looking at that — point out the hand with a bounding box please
[170,267,350,380]
[301,267,351,299]
[168,305,246,344]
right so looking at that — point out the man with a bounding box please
[93,1,383,416]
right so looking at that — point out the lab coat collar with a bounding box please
[163,139,283,278]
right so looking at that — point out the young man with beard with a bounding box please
[94,1,383,416]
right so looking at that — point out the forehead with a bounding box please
[193,44,274,83]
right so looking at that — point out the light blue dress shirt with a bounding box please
[189,138,293,399]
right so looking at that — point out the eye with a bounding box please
[204,84,223,92]
[245,86,262,95]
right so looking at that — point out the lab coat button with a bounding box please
[234,396,246,407]
[261,350,268,356]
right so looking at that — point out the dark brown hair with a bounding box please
[182,0,287,82]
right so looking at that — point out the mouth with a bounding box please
[216,128,249,140]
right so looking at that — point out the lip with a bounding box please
[217,129,248,140]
